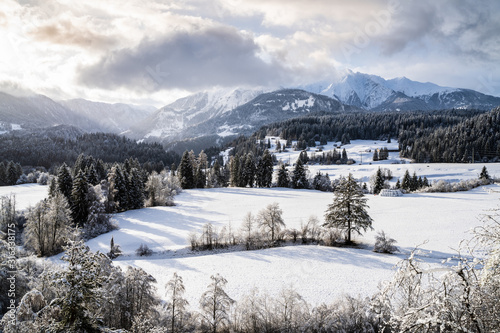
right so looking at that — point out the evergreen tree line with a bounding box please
[251,109,485,151]
[401,106,500,163]
[0,130,179,170]
[0,161,23,186]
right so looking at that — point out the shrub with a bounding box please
[373,230,398,254]
[136,243,153,256]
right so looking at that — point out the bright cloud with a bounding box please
[0,0,499,106]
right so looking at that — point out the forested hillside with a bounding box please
[0,126,179,170]
[229,108,499,164]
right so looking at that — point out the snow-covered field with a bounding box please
[97,184,500,308]
[0,183,48,210]
[4,141,500,309]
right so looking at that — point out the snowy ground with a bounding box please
[0,183,48,211]
[94,184,500,308]
[5,140,500,309]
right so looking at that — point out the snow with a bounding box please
[0,184,48,211]
[86,183,500,308]
[7,140,500,309]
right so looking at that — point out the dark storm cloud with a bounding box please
[78,25,289,91]
[377,0,500,60]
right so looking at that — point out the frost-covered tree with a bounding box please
[82,186,115,240]
[241,212,257,250]
[324,174,373,243]
[373,231,398,254]
[312,171,332,192]
[145,170,181,207]
[199,274,234,333]
[50,240,106,332]
[0,194,16,237]
[257,202,285,244]
[24,192,72,256]
[165,272,189,333]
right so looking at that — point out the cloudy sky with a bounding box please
[1,0,499,107]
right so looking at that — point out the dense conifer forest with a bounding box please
[0,128,179,170]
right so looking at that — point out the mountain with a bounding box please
[60,99,155,133]
[128,87,265,140]
[0,91,93,130]
[145,89,359,152]
[0,91,154,134]
[301,70,500,111]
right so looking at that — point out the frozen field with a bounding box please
[95,184,500,308]
[4,143,500,308]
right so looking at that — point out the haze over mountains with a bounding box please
[2,70,500,148]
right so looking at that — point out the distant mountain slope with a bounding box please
[169,89,359,144]
[60,99,155,133]
[301,70,500,111]
[0,92,91,130]
[128,87,265,140]
[0,91,154,134]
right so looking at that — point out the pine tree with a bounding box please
[341,148,348,162]
[291,158,308,189]
[195,165,206,188]
[71,169,89,228]
[373,150,379,162]
[373,167,385,195]
[411,171,419,192]
[480,166,490,181]
[127,168,145,210]
[178,151,195,189]
[276,164,289,188]
[324,174,373,243]
[0,161,6,186]
[395,179,401,189]
[401,170,411,191]
[256,150,273,188]
[242,153,256,187]
[108,164,129,212]
[230,155,240,187]
[57,163,73,204]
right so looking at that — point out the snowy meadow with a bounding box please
[4,141,499,310]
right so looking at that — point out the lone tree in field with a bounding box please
[324,173,373,244]
[257,202,286,244]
